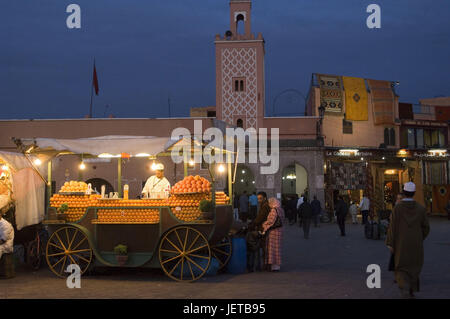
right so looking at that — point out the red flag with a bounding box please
[93,64,99,95]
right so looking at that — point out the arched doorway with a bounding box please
[233,164,256,196]
[282,163,308,199]
[85,178,114,195]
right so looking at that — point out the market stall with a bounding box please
[13,136,234,282]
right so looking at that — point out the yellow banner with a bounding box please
[343,76,368,121]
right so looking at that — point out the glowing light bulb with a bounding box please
[218,164,225,173]
[34,159,42,166]
[79,162,86,170]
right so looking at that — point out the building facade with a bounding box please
[306,73,450,216]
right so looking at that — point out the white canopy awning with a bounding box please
[0,151,45,230]
[19,136,181,157]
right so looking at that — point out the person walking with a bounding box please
[359,193,370,225]
[248,192,271,271]
[249,192,258,221]
[262,198,285,272]
[335,196,348,236]
[388,192,405,282]
[386,182,430,298]
[311,195,321,227]
[298,198,313,239]
[239,191,249,222]
[296,194,304,227]
[349,201,358,224]
[233,192,240,220]
[284,195,295,225]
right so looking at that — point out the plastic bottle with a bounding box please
[86,183,92,195]
[124,184,129,200]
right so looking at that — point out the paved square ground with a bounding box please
[1,218,449,299]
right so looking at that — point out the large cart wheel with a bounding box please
[211,235,232,270]
[45,226,93,278]
[159,226,211,282]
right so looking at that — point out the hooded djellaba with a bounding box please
[386,182,430,298]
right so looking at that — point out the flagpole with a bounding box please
[89,58,95,118]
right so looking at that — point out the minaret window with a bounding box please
[233,77,246,92]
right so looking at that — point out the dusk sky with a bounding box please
[1,0,449,119]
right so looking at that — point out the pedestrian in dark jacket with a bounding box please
[311,195,321,227]
[233,193,240,220]
[335,196,348,236]
[248,192,271,271]
[299,199,313,239]
[287,195,298,225]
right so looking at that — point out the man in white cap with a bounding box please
[141,163,171,198]
[386,181,430,298]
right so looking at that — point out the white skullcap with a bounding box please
[155,163,164,171]
[403,182,416,192]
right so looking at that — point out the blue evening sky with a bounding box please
[1,0,449,119]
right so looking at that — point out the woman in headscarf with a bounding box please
[262,197,285,272]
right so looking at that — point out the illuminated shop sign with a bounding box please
[396,149,410,157]
[326,149,373,157]
[413,150,449,158]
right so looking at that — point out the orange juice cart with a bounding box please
[13,136,235,282]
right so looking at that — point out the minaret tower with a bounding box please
[215,0,265,129]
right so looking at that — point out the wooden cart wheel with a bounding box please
[159,226,211,282]
[211,235,232,270]
[45,226,93,278]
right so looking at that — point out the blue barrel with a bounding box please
[226,237,247,274]
[206,257,219,276]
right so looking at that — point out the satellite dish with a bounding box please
[225,30,233,38]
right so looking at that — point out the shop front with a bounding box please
[405,149,450,216]
[324,148,409,219]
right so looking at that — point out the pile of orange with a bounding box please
[50,194,101,222]
[59,181,88,193]
[167,193,207,207]
[215,191,230,205]
[50,194,99,208]
[173,206,202,222]
[95,209,160,224]
[167,193,207,222]
[171,175,211,194]
[96,199,170,207]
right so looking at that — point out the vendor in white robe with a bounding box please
[141,163,171,198]
[0,214,14,259]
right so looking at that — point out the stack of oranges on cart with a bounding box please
[167,192,207,222]
[171,175,211,194]
[215,191,230,205]
[59,181,88,193]
[95,208,160,224]
[172,206,202,222]
[49,193,101,222]
[112,199,169,207]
